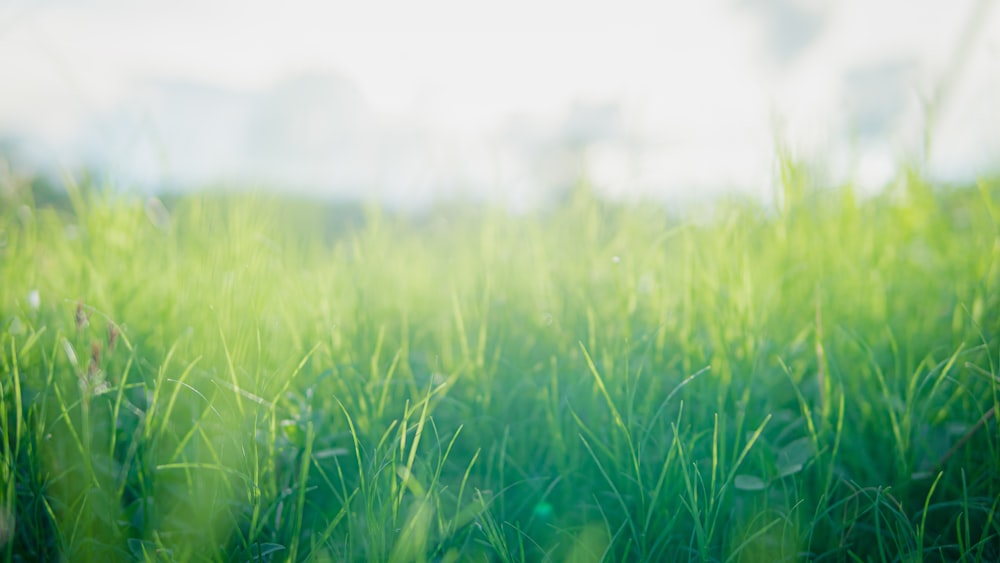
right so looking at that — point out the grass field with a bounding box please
[1,168,999,562]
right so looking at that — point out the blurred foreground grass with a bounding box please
[1,170,998,561]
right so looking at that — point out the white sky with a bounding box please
[1,0,998,207]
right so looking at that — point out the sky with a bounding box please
[1,0,998,209]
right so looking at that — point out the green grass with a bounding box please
[1,167,998,562]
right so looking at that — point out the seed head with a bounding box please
[88,341,101,378]
[108,323,119,351]
[75,302,89,329]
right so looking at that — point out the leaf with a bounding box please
[123,497,154,530]
[776,437,814,477]
[777,463,804,478]
[127,538,145,558]
[734,474,767,491]
[244,543,286,562]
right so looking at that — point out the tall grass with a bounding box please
[1,169,998,561]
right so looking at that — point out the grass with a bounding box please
[0,165,998,562]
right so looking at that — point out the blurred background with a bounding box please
[1,0,998,210]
